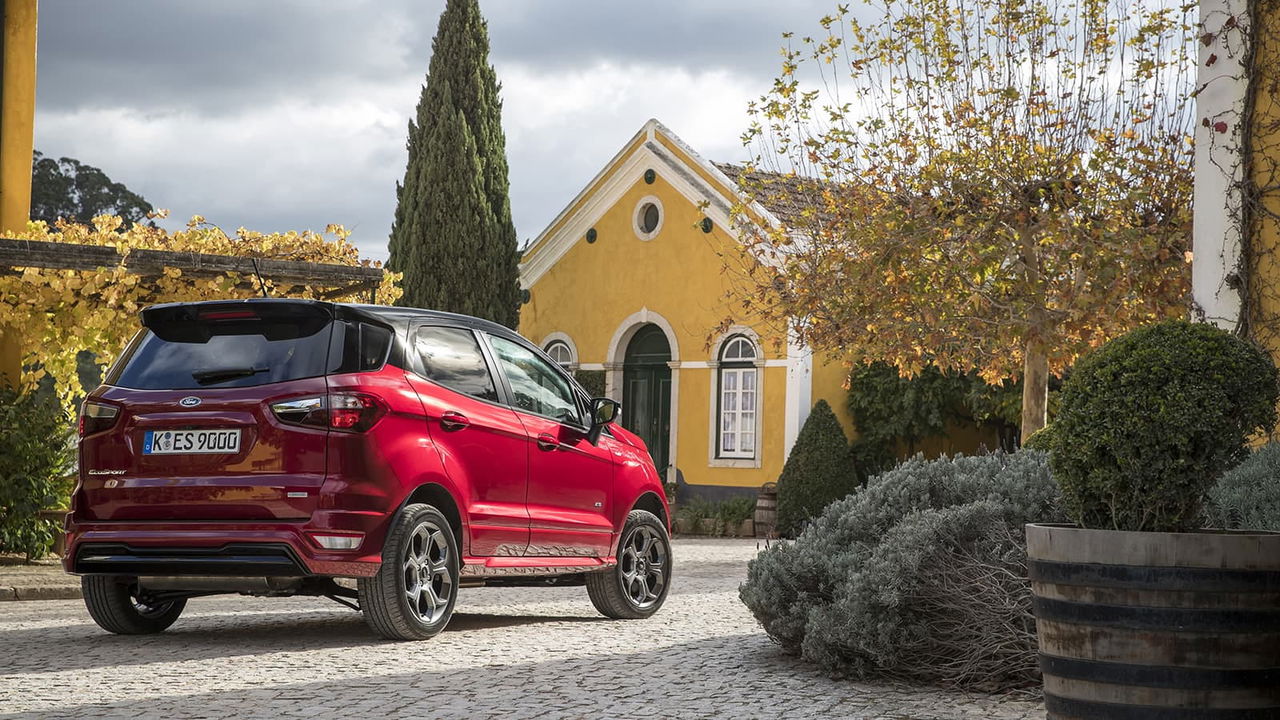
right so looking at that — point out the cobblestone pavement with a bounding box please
[0,539,1044,719]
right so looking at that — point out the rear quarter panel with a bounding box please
[324,366,471,555]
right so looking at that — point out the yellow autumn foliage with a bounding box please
[0,214,401,406]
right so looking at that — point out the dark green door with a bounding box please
[622,324,672,473]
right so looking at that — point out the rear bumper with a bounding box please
[72,542,310,576]
[63,511,390,578]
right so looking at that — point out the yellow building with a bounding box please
[520,120,991,498]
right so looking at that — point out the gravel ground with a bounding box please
[0,538,1044,719]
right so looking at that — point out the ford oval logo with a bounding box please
[179,396,201,407]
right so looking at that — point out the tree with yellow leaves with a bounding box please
[733,0,1194,437]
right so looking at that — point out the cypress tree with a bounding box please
[776,400,859,537]
[387,0,520,328]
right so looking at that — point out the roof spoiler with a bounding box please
[141,300,333,343]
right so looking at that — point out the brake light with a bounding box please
[271,393,386,432]
[79,401,119,437]
[198,309,258,321]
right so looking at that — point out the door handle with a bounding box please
[439,411,470,431]
[536,433,559,452]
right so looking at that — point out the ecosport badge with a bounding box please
[180,396,201,407]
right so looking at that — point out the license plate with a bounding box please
[143,429,241,455]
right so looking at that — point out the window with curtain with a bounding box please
[717,335,757,458]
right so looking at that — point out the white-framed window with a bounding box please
[544,340,574,369]
[632,195,664,241]
[717,335,758,458]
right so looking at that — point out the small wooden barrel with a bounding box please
[754,482,777,538]
[1026,523,1280,718]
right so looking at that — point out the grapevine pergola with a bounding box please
[0,237,385,301]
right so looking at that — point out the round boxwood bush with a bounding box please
[1046,320,1278,532]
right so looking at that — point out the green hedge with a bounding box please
[573,369,606,399]
[0,388,75,559]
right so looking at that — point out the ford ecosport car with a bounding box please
[65,299,672,640]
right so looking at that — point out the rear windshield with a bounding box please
[110,323,334,390]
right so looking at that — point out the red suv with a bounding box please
[65,299,672,640]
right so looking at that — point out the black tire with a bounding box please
[587,509,672,619]
[81,575,186,635]
[359,503,459,640]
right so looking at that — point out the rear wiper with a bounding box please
[191,366,269,385]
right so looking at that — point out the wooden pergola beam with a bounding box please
[0,237,384,290]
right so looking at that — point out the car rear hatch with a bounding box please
[79,300,338,522]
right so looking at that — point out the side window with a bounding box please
[329,321,393,374]
[359,324,393,371]
[413,326,499,402]
[489,335,581,425]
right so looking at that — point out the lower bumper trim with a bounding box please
[73,543,310,577]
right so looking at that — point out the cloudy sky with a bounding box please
[35,1,837,262]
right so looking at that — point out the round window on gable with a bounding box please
[633,196,664,240]
[640,204,660,233]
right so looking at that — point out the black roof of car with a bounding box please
[337,303,521,340]
[141,297,530,348]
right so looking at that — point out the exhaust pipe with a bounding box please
[138,576,303,594]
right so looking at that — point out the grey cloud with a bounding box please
[38,0,431,114]
[35,1,844,262]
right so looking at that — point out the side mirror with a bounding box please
[586,397,620,445]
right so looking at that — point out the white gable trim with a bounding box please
[519,119,783,290]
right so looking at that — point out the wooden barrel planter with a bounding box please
[754,482,777,538]
[1026,523,1280,719]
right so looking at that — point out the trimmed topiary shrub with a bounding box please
[775,400,858,536]
[1045,320,1278,532]
[740,451,1064,689]
[0,388,75,560]
[1207,443,1280,531]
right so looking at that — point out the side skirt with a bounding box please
[459,555,616,581]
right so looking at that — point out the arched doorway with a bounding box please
[622,323,671,474]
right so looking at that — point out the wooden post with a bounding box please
[0,0,37,389]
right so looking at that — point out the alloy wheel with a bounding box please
[402,520,454,624]
[618,524,667,609]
